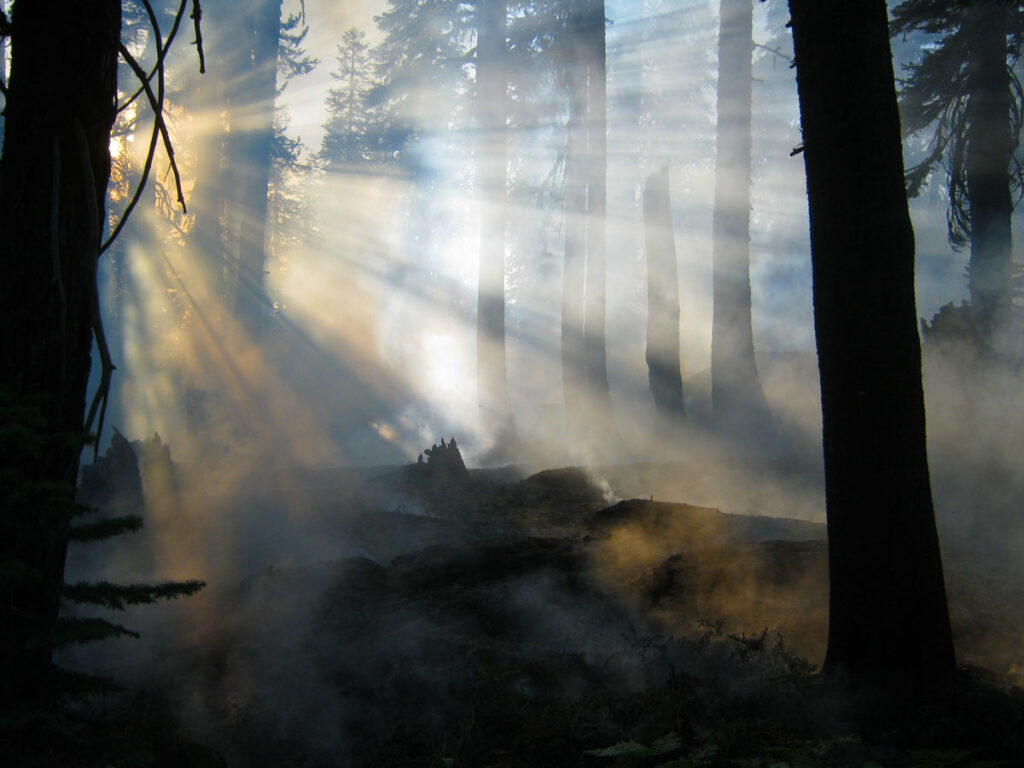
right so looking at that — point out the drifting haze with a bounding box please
[55,2,1024,750]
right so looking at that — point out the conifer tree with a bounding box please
[892,0,1024,339]
[710,0,772,434]
[789,0,956,702]
[320,28,375,170]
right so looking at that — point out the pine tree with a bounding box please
[320,28,375,170]
[892,0,1024,339]
[369,0,475,165]
[789,0,956,703]
[710,0,772,435]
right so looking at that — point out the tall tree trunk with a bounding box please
[226,0,282,337]
[965,0,1013,338]
[582,0,611,413]
[561,1,611,440]
[562,17,589,436]
[476,0,515,443]
[0,0,121,719]
[643,168,686,424]
[710,0,770,432]
[788,0,956,701]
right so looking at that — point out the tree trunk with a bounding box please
[476,0,515,443]
[582,0,611,414]
[226,0,282,337]
[965,0,1013,338]
[643,168,686,424]
[710,0,771,433]
[788,0,956,702]
[561,16,589,436]
[0,0,121,717]
[561,1,611,440]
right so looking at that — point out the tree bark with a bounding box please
[0,0,121,717]
[710,0,771,433]
[476,0,515,442]
[643,168,686,423]
[561,1,611,440]
[582,0,611,414]
[561,13,590,436]
[965,0,1013,337]
[788,0,956,701]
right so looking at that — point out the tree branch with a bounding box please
[104,0,202,254]
[117,0,189,114]
[75,121,116,455]
[191,0,206,74]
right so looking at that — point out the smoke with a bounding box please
[54,0,1024,762]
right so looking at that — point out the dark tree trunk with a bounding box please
[476,0,515,442]
[643,168,686,423]
[0,0,121,717]
[965,0,1013,337]
[710,0,771,433]
[788,0,956,701]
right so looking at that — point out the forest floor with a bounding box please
[73,453,1024,768]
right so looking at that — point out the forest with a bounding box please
[2,0,1024,766]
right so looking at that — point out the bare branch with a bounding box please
[117,0,188,114]
[75,121,116,454]
[115,42,186,208]
[754,41,793,66]
[191,0,206,74]
[101,105,161,254]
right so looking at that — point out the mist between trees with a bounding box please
[3,0,1024,765]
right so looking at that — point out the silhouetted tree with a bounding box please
[892,0,1024,339]
[788,0,956,701]
[320,27,375,170]
[197,0,314,337]
[370,0,474,165]
[0,0,123,723]
[643,167,686,425]
[710,0,772,433]
[0,4,207,754]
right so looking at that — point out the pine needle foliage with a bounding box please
[1,393,204,762]
[891,0,1024,248]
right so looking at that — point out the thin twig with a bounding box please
[106,0,189,251]
[754,41,793,66]
[103,26,168,256]
[115,42,186,209]
[75,121,116,455]
[117,0,189,114]
[191,0,205,74]
[101,108,161,254]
